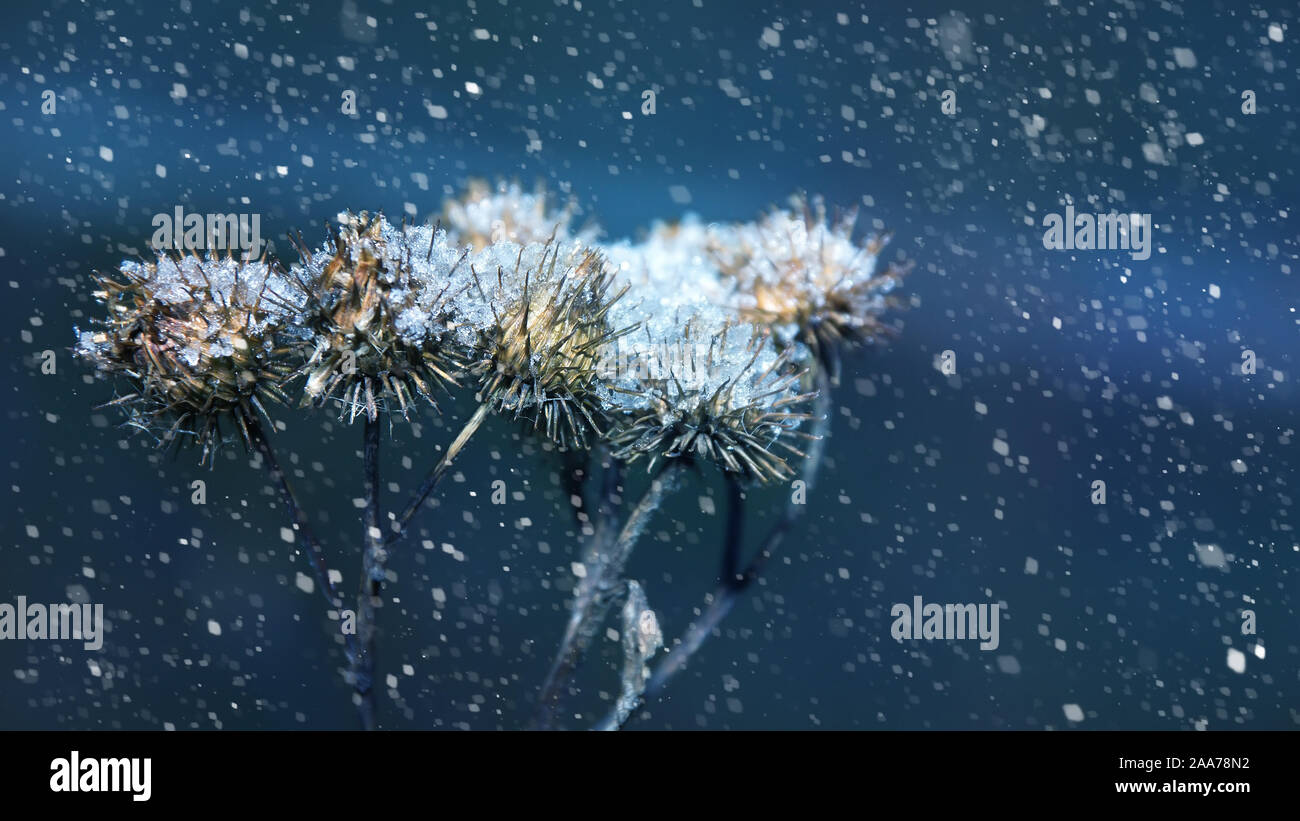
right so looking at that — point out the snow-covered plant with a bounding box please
[74,182,904,729]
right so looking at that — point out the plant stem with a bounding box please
[591,446,625,545]
[720,474,745,585]
[348,416,385,730]
[601,368,834,729]
[533,459,681,729]
[386,400,491,546]
[242,412,365,724]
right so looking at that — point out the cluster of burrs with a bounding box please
[75,181,904,482]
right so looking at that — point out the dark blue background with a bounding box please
[1,0,1296,729]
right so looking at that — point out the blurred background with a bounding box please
[1,0,1296,729]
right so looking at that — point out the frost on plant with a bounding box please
[74,252,301,463]
[72,183,903,729]
[601,581,663,732]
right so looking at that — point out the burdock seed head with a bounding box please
[74,251,300,463]
[460,238,632,449]
[606,317,816,483]
[709,195,905,367]
[287,211,467,423]
[442,179,598,251]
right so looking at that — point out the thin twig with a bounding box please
[593,447,625,546]
[243,412,365,723]
[386,400,491,546]
[348,417,384,730]
[720,474,745,585]
[602,368,834,729]
[533,459,681,729]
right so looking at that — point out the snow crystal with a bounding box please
[1226,648,1245,674]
